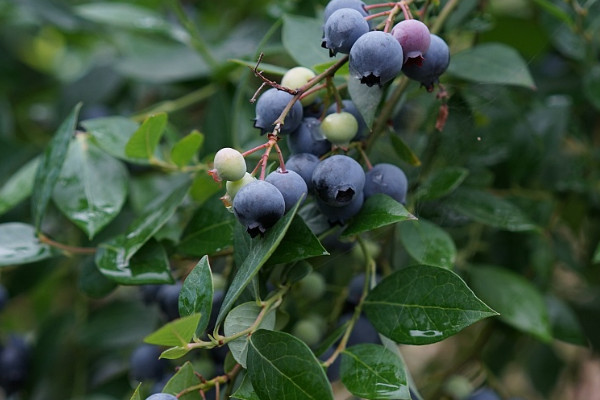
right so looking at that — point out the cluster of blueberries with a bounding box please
[0,284,31,397]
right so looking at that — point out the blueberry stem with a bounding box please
[273,143,287,172]
[38,233,97,255]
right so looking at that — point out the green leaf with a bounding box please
[313,59,350,76]
[282,14,332,68]
[52,134,128,239]
[95,179,189,283]
[415,167,469,201]
[190,172,221,204]
[469,265,552,342]
[215,200,302,327]
[348,75,383,128]
[390,135,421,167]
[179,256,213,336]
[232,373,261,400]
[247,329,334,400]
[75,3,172,33]
[0,157,39,216]
[583,64,600,110]
[82,116,144,163]
[144,313,202,347]
[531,0,574,27]
[230,59,289,76]
[447,43,536,89]
[32,102,82,231]
[0,223,56,267]
[593,242,600,264]
[162,361,203,400]
[171,130,204,167]
[129,383,142,400]
[341,344,410,400]
[159,346,190,360]
[398,219,456,269]
[445,188,538,232]
[224,302,276,368]
[364,265,498,345]
[268,215,329,265]
[125,112,168,159]
[178,194,235,257]
[343,194,416,237]
[545,295,586,346]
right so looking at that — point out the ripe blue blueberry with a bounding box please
[364,163,408,204]
[130,343,166,382]
[391,19,431,63]
[287,117,331,157]
[254,88,303,134]
[265,169,308,213]
[326,100,368,140]
[312,154,365,207]
[0,335,30,394]
[349,31,404,87]
[346,273,381,306]
[145,394,178,400]
[285,153,321,192]
[317,191,364,225]
[233,180,286,237]
[340,313,381,346]
[322,8,370,57]
[156,281,183,321]
[323,0,369,22]
[402,34,450,91]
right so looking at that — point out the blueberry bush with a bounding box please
[1,0,599,399]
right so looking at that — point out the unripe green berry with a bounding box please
[296,272,326,300]
[292,318,323,346]
[214,148,246,181]
[226,172,256,200]
[281,67,317,106]
[320,112,359,146]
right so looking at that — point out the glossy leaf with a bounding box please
[341,344,410,400]
[178,194,235,256]
[0,157,39,216]
[129,383,142,400]
[343,194,416,237]
[247,329,334,400]
[171,130,204,167]
[53,134,128,239]
[82,116,144,163]
[348,75,383,129]
[231,373,261,400]
[0,223,56,267]
[32,102,81,231]
[390,135,421,167]
[160,346,190,360]
[364,265,498,345]
[282,14,332,68]
[415,167,469,201]
[215,200,302,327]
[144,313,202,347]
[224,302,276,368]
[163,361,203,400]
[398,219,456,269]
[446,188,538,232]
[447,43,536,89]
[267,215,329,265]
[469,265,552,342]
[95,180,189,283]
[179,256,213,336]
[545,295,586,346]
[125,112,167,159]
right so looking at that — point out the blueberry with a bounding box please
[402,34,450,91]
[468,387,501,400]
[346,273,381,306]
[130,343,166,382]
[322,8,370,57]
[145,394,178,400]
[285,153,321,192]
[312,155,365,207]
[391,19,431,63]
[326,100,368,140]
[156,281,183,321]
[287,117,331,157]
[265,169,308,213]
[0,284,8,311]
[140,284,161,305]
[316,191,364,225]
[233,180,286,237]
[342,314,381,347]
[226,172,256,200]
[254,88,303,134]
[323,0,369,22]
[320,111,359,146]
[349,31,404,87]
[213,148,247,182]
[364,163,408,204]
[0,335,30,394]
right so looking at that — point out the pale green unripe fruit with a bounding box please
[320,112,359,146]
[292,318,323,346]
[226,172,256,200]
[296,272,326,300]
[281,67,317,106]
[214,148,246,181]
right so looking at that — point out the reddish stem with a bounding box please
[242,142,270,157]
[274,143,287,172]
[364,2,398,10]
[365,10,392,21]
[357,145,373,170]
[400,2,413,19]
[259,144,274,180]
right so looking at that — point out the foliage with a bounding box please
[0,0,599,399]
